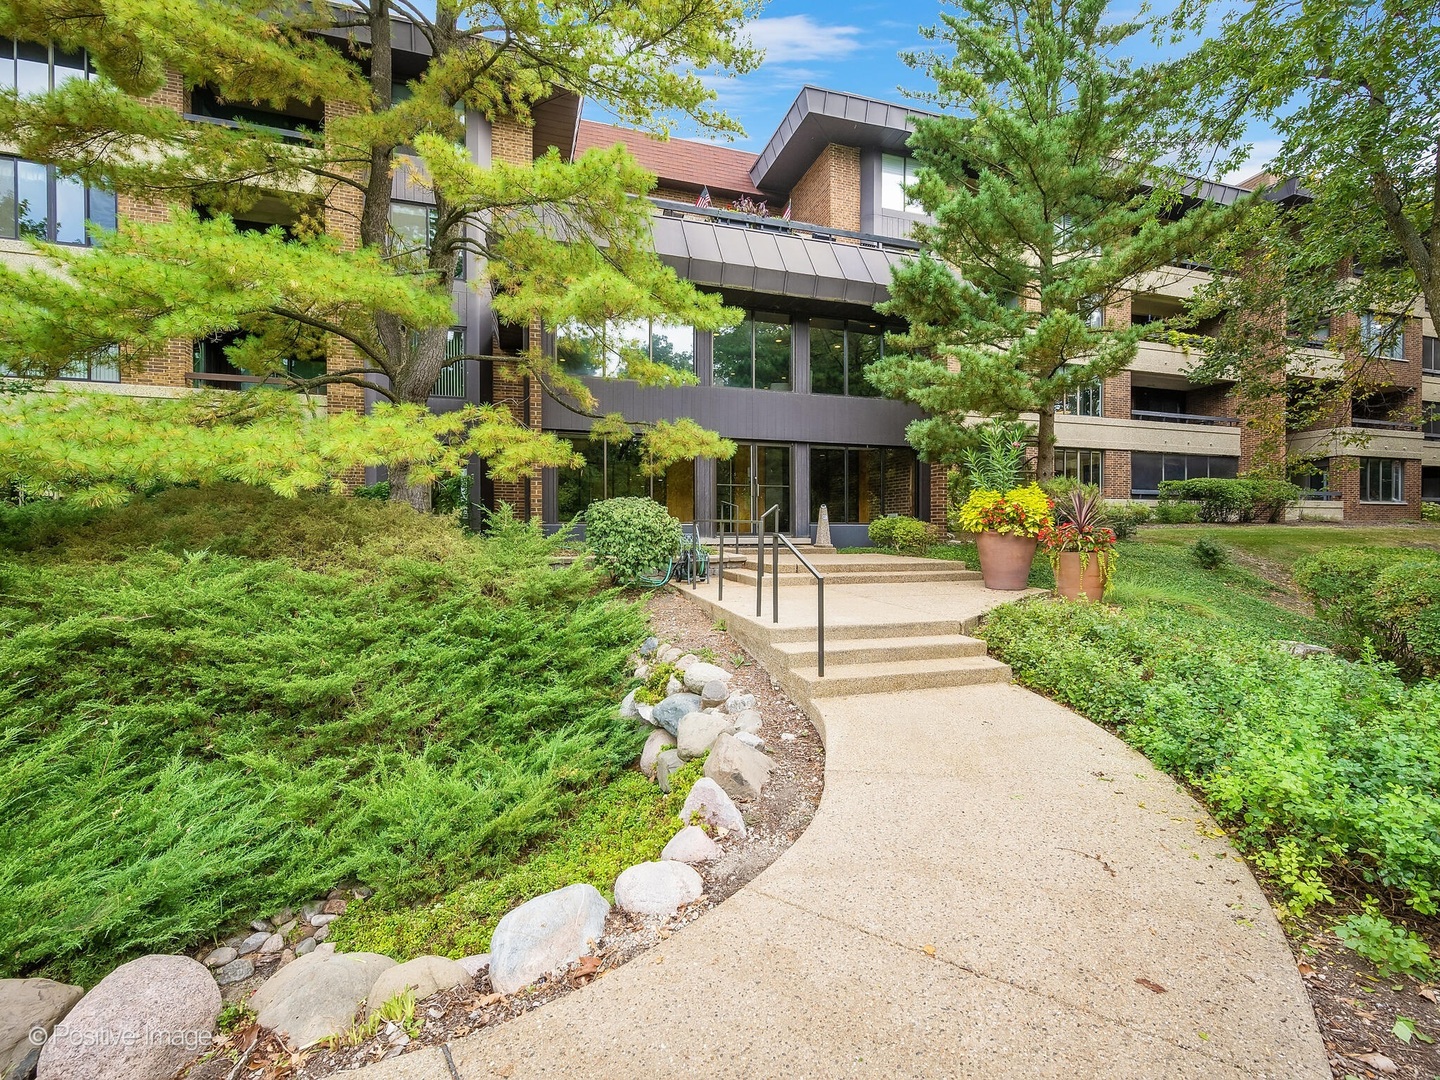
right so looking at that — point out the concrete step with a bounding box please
[789,655,1013,698]
[722,568,981,588]
[732,556,971,575]
[773,634,989,665]
[760,619,979,644]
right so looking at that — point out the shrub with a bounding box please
[867,515,933,554]
[1333,912,1434,979]
[957,484,1053,537]
[1423,502,1440,523]
[583,497,683,585]
[1152,499,1199,524]
[959,420,1032,490]
[1157,475,1301,524]
[1295,547,1440,678]
[1190,536,1227,570]
[1107,503,1150,541]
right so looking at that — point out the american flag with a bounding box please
[781,199,792,221]
[695,186,712,208]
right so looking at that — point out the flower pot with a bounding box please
[974,531,1037,590]
[1054,550,1106,602]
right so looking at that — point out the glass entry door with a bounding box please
[717,443,791,534]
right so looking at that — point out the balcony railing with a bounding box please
[185,371,324,393]
[649,197,921,253]
[1130,408,1239,426]
[1352,417,1418,431]
[431,360,466,399]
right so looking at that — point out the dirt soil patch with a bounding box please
[180,586,824,1080]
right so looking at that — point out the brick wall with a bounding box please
[491,117,533,165]
[927,462,949,530]
[1336,455,1423,521]
[1101,369,1131,420]
[789,144,861,232]
[1101,450,1131,501]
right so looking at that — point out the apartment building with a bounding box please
[5,34,1436,533]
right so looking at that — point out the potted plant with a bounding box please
[956,422,1053,590]
[1039,486,1118,601]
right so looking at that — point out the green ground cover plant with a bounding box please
[0,486,654,984]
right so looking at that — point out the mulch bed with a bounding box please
[181,586,825,1080]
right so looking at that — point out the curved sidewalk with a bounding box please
[351,674,1328,1077]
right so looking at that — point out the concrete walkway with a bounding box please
[347,560,1328,1079]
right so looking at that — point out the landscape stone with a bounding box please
[455,955,490,979]
[322,899,348,915]
[666,676,682,695]
[301,902,324,920]
[731,709,763,735]
[277,920,297,937]
[674,654,698,671]
[613,861,704,917]
[488,884,610,995]
[640,636,659,657]
[704,733,776,803]
[735,731,767,752]
[618,689,640,720]
[651,693,702,737]
[216,959,254,986]
[251,920,271,933]
[294,939,317,958]
[655,749,684,793]
[237,931,270,956]
[311,913,338,927]
[315,943,336,956]
[679,778,747,837]
[660,646,681,663]
[661,826,721,865]
[1,978,83,1080]
[259,933,284,954]
[699,680,729,708]
[314,925,330,943]
[203,947,238,968]
[249,951,396,1048]
[365,957,469,1014]
[636,703,655,725]
[677,712,734,760]
[724,692,757,714]
[634,662,650,681]
[639,729,677,779]
[36,955,220,1080]
[681,662,731,693]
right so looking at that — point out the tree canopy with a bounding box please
[0,0,756,507]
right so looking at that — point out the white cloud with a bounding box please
[1220,138,1286,185]
[743,14,865,64]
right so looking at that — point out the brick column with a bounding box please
[789,144,861,232]
[927,462,949,530]
[1101,451,1131,501]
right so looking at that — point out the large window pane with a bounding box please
[752,314,791,390]
[810,320,845,395]
[1209,456,1238,479]
[0,39,14,91]
[756,444,790,531]
[556,323,604,377]
[15,40,48,95]
[89,186,116,234]
[650,323,694,376]
[713,319,752,388]
[1132,452,1162,494]
[53,47,84,87]
[0,159,15,239]
[389,202,430,253]
[17,160,47,239]
[55,175,85,243]
[664,459,695,521]
[810,447,848,522]
[881,154,909,212]
[848,323,883,397]
[556,437,604,519]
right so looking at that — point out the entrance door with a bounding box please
[717,443,791,534]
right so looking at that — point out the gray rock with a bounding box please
[259,934,284,955]
[1,978,83,1080]
[660,646,682,664]
[36,955,220,1080]
[455,954,490,979]
[294,938,317,958]
[655,749,684,793]
[665,676,682,696]
[674,654,698,671]
[313,925,330,943]
[1281,640,1333,658]
[639,728,677,779]
[679,778,747,838]
[681,662,731,693]
[677,712,734,760]
[661,825,721,865]
[704,733,775,803]
[215,958,254,986]
[249,951,396,1049]
[634,662,650,681]
[618,689,640,720]
[315,943,336,956]
[365,957,469,1014]
[203,947,238,968]
[651,693,702,737]
[699,680,729,708]
[237,931,270,956]
[731,708,763,735]
[251,920,271,933]
[640,636,659,657]
[613,861,704,917]
[735,731,767,752]
[636,703,655,725]
[310,913,338,927]
[724,692,757,714]
[277,920,297,938]
[488,884,610,995]
[301,902,324,920]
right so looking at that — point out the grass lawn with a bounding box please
[1136,522,1440,563]
[0,486,680,983]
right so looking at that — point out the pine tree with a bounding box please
[0,0,755,508]
[869,0,1231,480]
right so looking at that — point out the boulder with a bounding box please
[651,693,701,737]
[613,861,704,917]
[724,692,757,714]
[680,778,747,838]
[704,733,776,803]
[731,709,763,735]
[36,955,219,1080]
[259,934,284,955]
[655,749,684,793]
[249,951,396,1049]
[2,978,83,1080]
[674,654,698,671]
[677,712,734,760]
[639,636,659,657]
[293,939,317,958]
[639,729,677,779]
[634,662,650,681]
[455,955,490,979]
[365,957,469,1014]
[666,676,683,696]
[237,931,270,956]
[215,959,254,986]
[681,662,731,693]
[699,680,729,708]
[735,731,767,753]
[488,884,610,995]
[636,703,655,725]
[618,689,640,720]
[203,947,237,969]
[660,646,681,664]
[661,826,721,865]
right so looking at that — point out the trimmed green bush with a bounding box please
[1106,502,1151,541]
[583,497,683,585]
[1423,502,1440,523]
[1295,547,1440,678]
[1152,499,1200,524]
[1189,536,1227,570]
[1157,475,1302,524]
[867,515,933,555]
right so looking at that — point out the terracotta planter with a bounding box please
[974,531,1038,590]
[1054,550,1106,602]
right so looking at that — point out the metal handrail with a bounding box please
[772,532,826,678]
[757,505,780,618]
[757,506,826,678]
[1129,408,1239,426]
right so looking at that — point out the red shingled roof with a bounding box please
[575,120,767,197]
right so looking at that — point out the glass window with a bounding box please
[1360,459,1404,503]
[0,162,14,240]
[15,40,50,95]
[1054,450,1102,486]
[1131,452,1240,496]
[0,156,116,245]
[881,153,921,213]
[1425,335,1439,374]
[848,323,883,397]
[54,176,85,244]
[1289,460,1335,499]
[388,200,463,279]
[2,38,95,94]
[809,445,916,523]
[557,320,693,379]
[555,435,669,520]
[1057,370,1103,416]
[57,344,120,382]
[432,328,466,397]
[17,159,47,239]
[809,319,845,395]
[753,313,791,390]
[1361,313,1406,360]
[713,318,753,388]
[649,323,694,375]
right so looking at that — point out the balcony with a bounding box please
[186,371,326,394]
[1131,408,1238,426]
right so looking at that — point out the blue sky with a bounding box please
[584,0,1277,183]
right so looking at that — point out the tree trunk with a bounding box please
[1035,407,1056,482]
[388,463,432,512]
